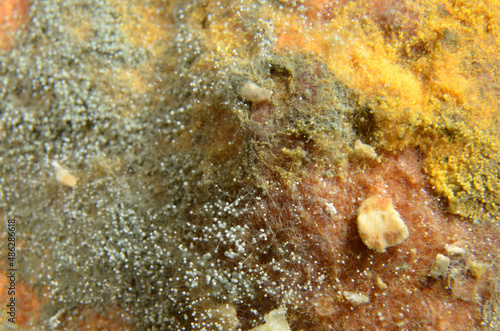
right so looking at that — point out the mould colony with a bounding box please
[1,0,499,330]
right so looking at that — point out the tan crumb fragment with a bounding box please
[429,254,450,279]
[353,139,378,160]
[357,195,409,253]
[325,202,337,216]
[445,242,466,256]
[251,308,290,331]
[52,161,78,187]
[468,261,488,278]
[375,275,388,290]
[239,81,273,103]
[343,291,369,306]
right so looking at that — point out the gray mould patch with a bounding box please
[0,0,186,328]
[1,0,350,330]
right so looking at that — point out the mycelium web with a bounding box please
[1,0,499,330]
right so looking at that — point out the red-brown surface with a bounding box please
[250,148,498,329]
[0,0,29,50]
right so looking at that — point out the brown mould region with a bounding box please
[250,147,499,329]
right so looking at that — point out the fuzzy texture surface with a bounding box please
[1,0,500,330]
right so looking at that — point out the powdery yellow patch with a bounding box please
[275,18,334,56]
[270,0,500,220]
[329,38,426,120]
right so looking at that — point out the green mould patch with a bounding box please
[235,53,359,191]
[352,104,377,145]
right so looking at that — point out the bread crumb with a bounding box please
[357,195,409,252]
[343,291,369,306]
[354,139,378,160]
[239,81,273,103]
[52,161,77,187]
